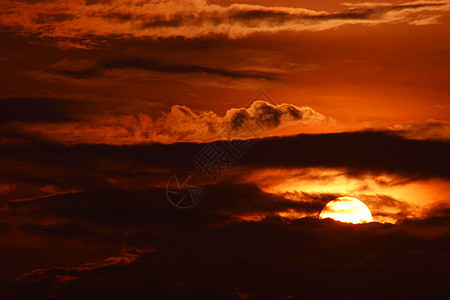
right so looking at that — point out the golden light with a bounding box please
[319,197,373,224]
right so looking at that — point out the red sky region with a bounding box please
[0,0,449,143]
[0,0,449,298]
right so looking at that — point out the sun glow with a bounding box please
[319,197,373,224]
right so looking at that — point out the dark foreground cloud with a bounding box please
[0,185,448,298]
[0,98,79,125]
[2,130,446,185]
[0,130,448,298]
[242,131,450,179]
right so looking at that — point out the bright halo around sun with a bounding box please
[319,197,374,224]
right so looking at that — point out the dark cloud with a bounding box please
[46,58,280,81]
[0,130,448,297]
[360,194,418,220]
[17,248,148,284]
[250,101,283,128]
[0,97,78,125]
[1,195,448,298]
[0,125,47,144]
[0,131,447,195]
[242,131,450,179]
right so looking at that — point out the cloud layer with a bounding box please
[45,58,280,81]
[1,98,328,144]
[0,130,448,297]
[390,119,450,142]
[1,0,448,48]
[1,186,449,298]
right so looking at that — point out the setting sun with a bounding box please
[319,197,374,224]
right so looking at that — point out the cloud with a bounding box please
[239,131,450,179]
[0,132,447,197]
[0,183,15,194]
[45,58,281,82]
[359,194,419,223]
[0,130,447,297]
[6,208,450,298]
[1,0,448,48]
[0,131,447,222]
[238,167,445,223]
[0,97,79,125]
[30,57,283,89]
[18,248,152,283]
[12,100,328,144]
[390,119,450,142]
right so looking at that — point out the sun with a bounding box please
[319,197,373,224]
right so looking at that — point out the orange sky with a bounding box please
[0,2,449,296]
[0,1,448,214]
[0,0,449,144]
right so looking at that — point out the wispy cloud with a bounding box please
[18,248,152,283]
[44,57,281,81]
[390,119,450,142]
[1,0,448,48]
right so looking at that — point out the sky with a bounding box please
[0,0,449,298]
